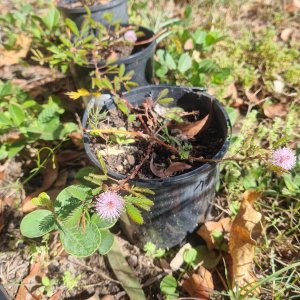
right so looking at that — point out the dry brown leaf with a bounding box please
[224,83,238,100]
[106,51,118,62]
[182,266,214,299]
[49,291,62,300]
[15,262,42,300]
[56,151,82,163]
[263,103,286,119]
[245,90,259,103]
[197,217,232,250]
[150,156,192,178]
[169,111,211,139]
[0,171,5,181]
[0,34,31,66]
[0,132,21,143]
[100,295,114,300]
[184,38,194,50]
[229,190,262,292]
[69,131,83,148]
[280,28,294,41]
[22,157,59,212]
[284,0,300,12]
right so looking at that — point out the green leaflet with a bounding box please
[125,203,143,224]
[59,222,101,257]
[20,210,55,238]
[98,230,114,255]
[91,213,117,230]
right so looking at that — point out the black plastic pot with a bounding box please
[71,25,155,90]
[0,285,10,300]
[57,0,128,28]
[82,85,230,249]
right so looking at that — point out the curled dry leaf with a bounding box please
[184,38,194,50]
[284,0,300,12]
[169,105,211,139]
[280,28,294,41]
[0,34,31,66]
[182,266,214,299]
[150,156,192,178]
[229,190,262,293]
[197,217,232,250]
[224,82,238,100]
[22,157,59,212]
[15,261,42,300]
[245,89,259,103]
[0,131,21,143]
[263,103,286,119]
[68,131,83,148]
[49,291,63,300]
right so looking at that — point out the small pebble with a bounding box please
[127,155,135,165]
[127,255,138,268]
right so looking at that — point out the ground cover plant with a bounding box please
[0,0,300,299]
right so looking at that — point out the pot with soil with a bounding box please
[71,25,156,89]
[57,0,128,28]
[82,85,230,249]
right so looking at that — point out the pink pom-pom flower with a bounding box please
[124,30,137,43]
[271,147,297,171]
[95,191,124,220]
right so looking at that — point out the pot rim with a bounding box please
[83,85,231,184]
[57,0,127,13]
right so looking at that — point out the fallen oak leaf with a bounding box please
[0,34,31,66]
[0,131,22,143]
[280,28,294,41]
[245,89,259,103]
[224,82,238,100]
[284,0,300,12]
[229,190,262,293]
[197,217,232,250]
[168,101,212,139]
[169,114,210,139]
[150,155,192,178]
[15,261,43,300]
[49,290,62,300]
[22,157,58,212]
[182,266,214,299]
[263,103,286,119]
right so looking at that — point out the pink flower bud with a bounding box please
[124,30,137,43]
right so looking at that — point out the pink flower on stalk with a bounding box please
[124,30,137,43]
[95,191,124,220]
[271,147,297,170]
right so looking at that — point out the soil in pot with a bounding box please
[88,105,224,179]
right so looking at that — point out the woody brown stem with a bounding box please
[134,28,167,46]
